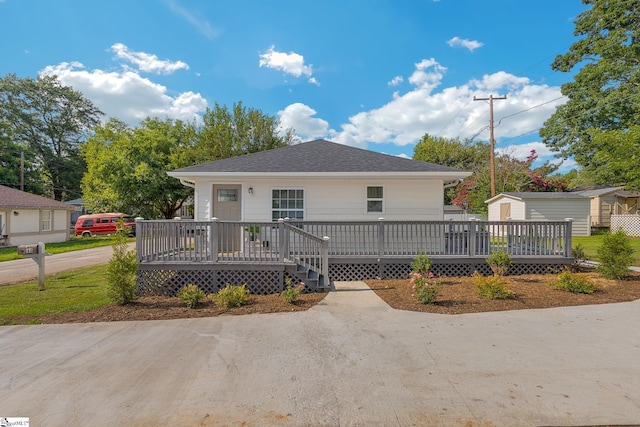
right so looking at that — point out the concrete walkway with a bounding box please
[1,280,639,426]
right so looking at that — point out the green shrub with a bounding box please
[552,270,597,294]
[409,271,440,304]
[411,253,432,275]
[281,279,305,304]
[572,243,587,262]
[597,229,635,279]
[472,272,515,300]
[486,250,512,276]
[178,284,206,308]
[106,222,138,304]
[211,284,250,308]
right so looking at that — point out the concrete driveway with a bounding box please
[1,280,639,426]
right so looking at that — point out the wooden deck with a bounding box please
[135,219,574,294]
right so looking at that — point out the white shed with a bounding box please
[485,192,591,236]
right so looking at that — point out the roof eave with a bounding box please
[167,171,471,180]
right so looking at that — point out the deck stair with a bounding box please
[288,264,329,291]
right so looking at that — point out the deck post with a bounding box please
[278,218,287,262]
[564,218,573,258]
[468,218,477,256]
[378,217,385,256]
[210,217,219,262]
[322,236,330,285]
[135,217,143,262]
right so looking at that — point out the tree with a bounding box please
[540,1,640,186]
[0,74,103,201]
[413,134,489,204]
[192,101,298,164]
[82,118,197,219]
[453,150,568,214]
[0,121,44,194]
[413,134,489,170]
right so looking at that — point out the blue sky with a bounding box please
[0,0,589,171]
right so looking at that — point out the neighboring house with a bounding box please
[167,139,471,223]
[0,185,77,246]
[569,186,640,228]
[485,192,591,236]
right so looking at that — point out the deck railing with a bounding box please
[136,218,573,266]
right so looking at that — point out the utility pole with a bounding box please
[474,94,507,197]
[20,151,24,191]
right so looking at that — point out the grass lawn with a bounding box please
[0,236,134,262]
[572,235,640,266]
[0,264,110,324]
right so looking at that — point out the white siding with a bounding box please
[53,209,69,231]
[487,197,525,221]
[11,210,39,233]
[193,177,444,221]
[4,208,71,245]
[526,200,590,236]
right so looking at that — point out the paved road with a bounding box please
[0,244,135,285]
[1,280,639,426]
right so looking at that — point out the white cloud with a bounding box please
[447,36,484,52]
[110,43,189,75]
[259,45,318,85]
[314,59,567,149]
[278,103,330,140]
[388,76,403,87]
[408,58,447,91]
[39,61,207,124]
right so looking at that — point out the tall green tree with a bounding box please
[82,118,197,219]
[0,120,44,194]
[540,1,640,187]
[193,101,297,164]
[0,74,103,200]
[413,134,489,204]
[413,134,489,170]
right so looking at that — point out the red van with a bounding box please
[74,213,136,237]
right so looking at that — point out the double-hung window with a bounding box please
[41,210,52,231]
[367,186,383,213]
[272,189,304,221]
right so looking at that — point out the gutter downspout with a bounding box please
[179,179,195,189]
[443,180,459,189]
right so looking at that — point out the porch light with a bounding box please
[248,187,253,194]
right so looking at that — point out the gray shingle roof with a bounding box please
[573,186,624,197]
[500,192,589,200]
[170,139,467,174]
[0,185,76,209]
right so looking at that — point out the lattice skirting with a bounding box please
[136,265,317,296]
[137,259,571,295]
[329,259,571,281]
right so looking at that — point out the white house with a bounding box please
[0,185,76,246]
[485,192,591,236]
[167,139,471,223]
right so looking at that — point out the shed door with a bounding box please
[500,203,511,221]
[213,185,241,251]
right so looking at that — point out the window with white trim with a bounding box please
[41,210,52,231]
[367,186,383,213]
[272,189,304,221]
